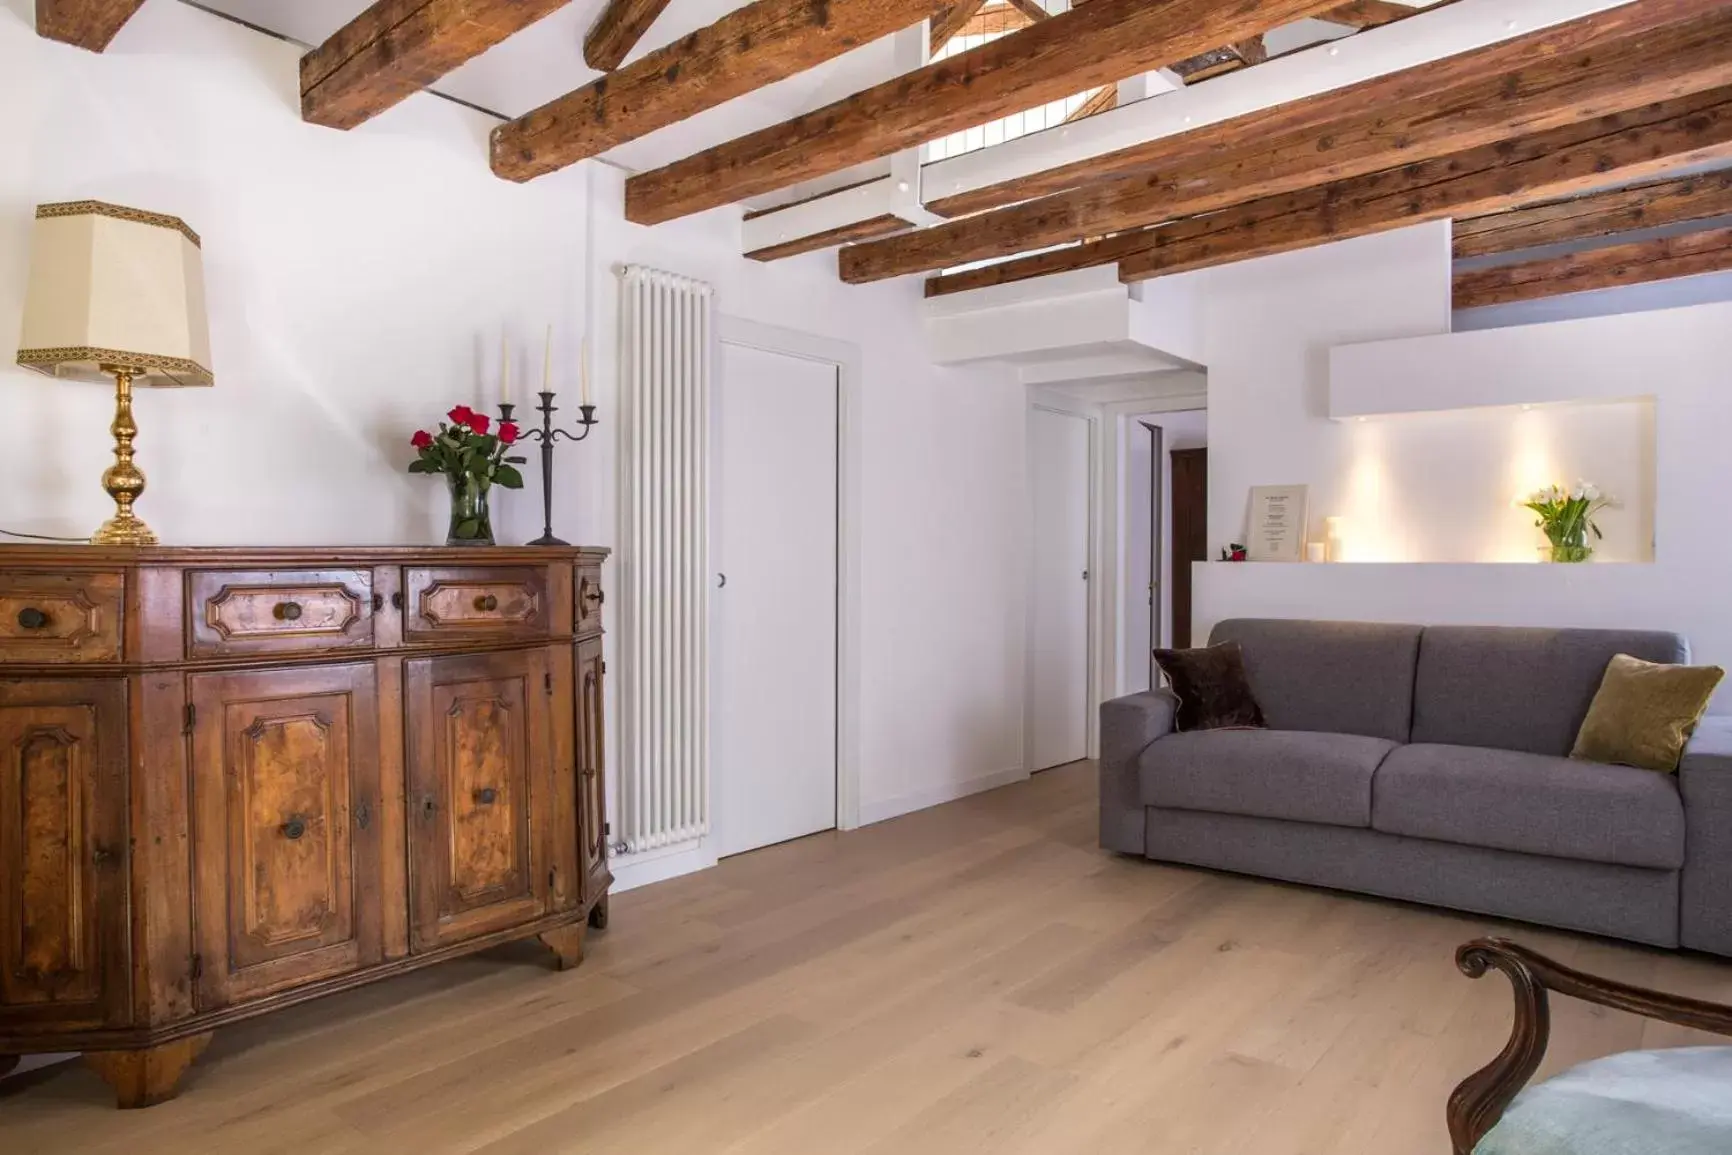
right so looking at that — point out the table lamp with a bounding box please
[15,200,214,545]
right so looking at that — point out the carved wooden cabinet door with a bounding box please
[0,679,129,1030]
[188,664,383,1009]
[405,650,551,952]
[575,637,611,904]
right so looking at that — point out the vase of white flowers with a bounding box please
[1523,481,1611,563]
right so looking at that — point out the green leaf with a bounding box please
[407,460,432,474]
[495,463,524,489]
[454,518,481,539]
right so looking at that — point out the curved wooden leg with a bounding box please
[587,893,609,930]
[85,1033,212,1109]
[0,1054,19,1079]
[539,923,588,971]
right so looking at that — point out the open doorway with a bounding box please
[1119,409,1206,694]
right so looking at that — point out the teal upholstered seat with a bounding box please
[1476,1046,1732,1155]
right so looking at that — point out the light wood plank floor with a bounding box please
[6,761,1730,1154]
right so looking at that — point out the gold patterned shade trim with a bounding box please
[16,346,213,388]
[36,200,201,248]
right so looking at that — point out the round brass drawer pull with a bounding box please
[16,607,50,630]
[273,601,304,622]
[474,594,499,612]
[281,816,308,841]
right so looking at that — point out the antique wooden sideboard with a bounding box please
[0,545,611,1107]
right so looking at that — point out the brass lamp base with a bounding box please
[91,365,157,547]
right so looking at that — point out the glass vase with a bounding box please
[445,473,494,546]
[1542,525,1593,564]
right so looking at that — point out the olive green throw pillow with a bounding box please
[1571,653,1725,773]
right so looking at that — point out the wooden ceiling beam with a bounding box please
[927,0,1717,220]
[302,0,573,130]
[1117,89,1732,282]
[1318,0,1418,29]
[622,0,1347,225]
[35,0,145,52]
[491,0,952,182]
[1001,0,1051,23]
[847,2,1732,287]
[1453,170,1732,259]
[1453,225,1732,308]
[930,0,989,53]
[745,214,914,261]
[583,0,676,70]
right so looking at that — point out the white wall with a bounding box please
[1,1,1029,879]
[1191,220,1732,711]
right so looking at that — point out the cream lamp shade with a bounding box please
[15,200,214,387]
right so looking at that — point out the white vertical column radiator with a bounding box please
[618,265,713,853]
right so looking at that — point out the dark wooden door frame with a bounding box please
[1170,446,1208,651]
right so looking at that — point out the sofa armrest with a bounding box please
[1680,717,1732,954]
[1098,690,1178,854]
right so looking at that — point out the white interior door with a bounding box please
[1028,407,1091,772]
[714,341,839,858]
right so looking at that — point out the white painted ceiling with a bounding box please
[191,0,905,176]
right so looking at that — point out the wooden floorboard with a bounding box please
[5,761,1729,1153]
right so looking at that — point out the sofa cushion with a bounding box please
[1411,626,1688,756]
[1139,729,1396,828]
[1372,743,1685,870]
[1571,653,1725,773]
[1152,641,1266,731]
[1209,618,1422,742]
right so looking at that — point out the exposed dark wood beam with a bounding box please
[927,0,1717,219]
[1171,45,1253,83]
[35,0,145,51]
[623,0,1346,225]
[491,0,952,182]
[846,1,1732,287]
[1453,170,1732,258]
[1453,225,1732,308]
[930,0,989,53]
[1117,89,1732,282]
[302,0,573,130]
[746,214,913,261]
[584,0,676,70]
[1318,0,1417,29]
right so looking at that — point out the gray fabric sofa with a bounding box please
[1101,619,1732,956]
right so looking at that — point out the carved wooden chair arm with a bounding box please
[1447,936,1732,1155]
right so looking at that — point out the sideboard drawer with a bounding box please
[402,567,549,642]
[575,564,604,637]
[0,572,124,663]
[188,570,375,658]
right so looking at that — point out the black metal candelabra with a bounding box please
[498,391,598,546]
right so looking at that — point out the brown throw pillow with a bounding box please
[1153,641,1267,733]
[1571,653,1725,773]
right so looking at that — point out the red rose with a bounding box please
[467,412,491,435]
[411,430,433,450]
[447,405,475,426]
[498,422,520,445]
